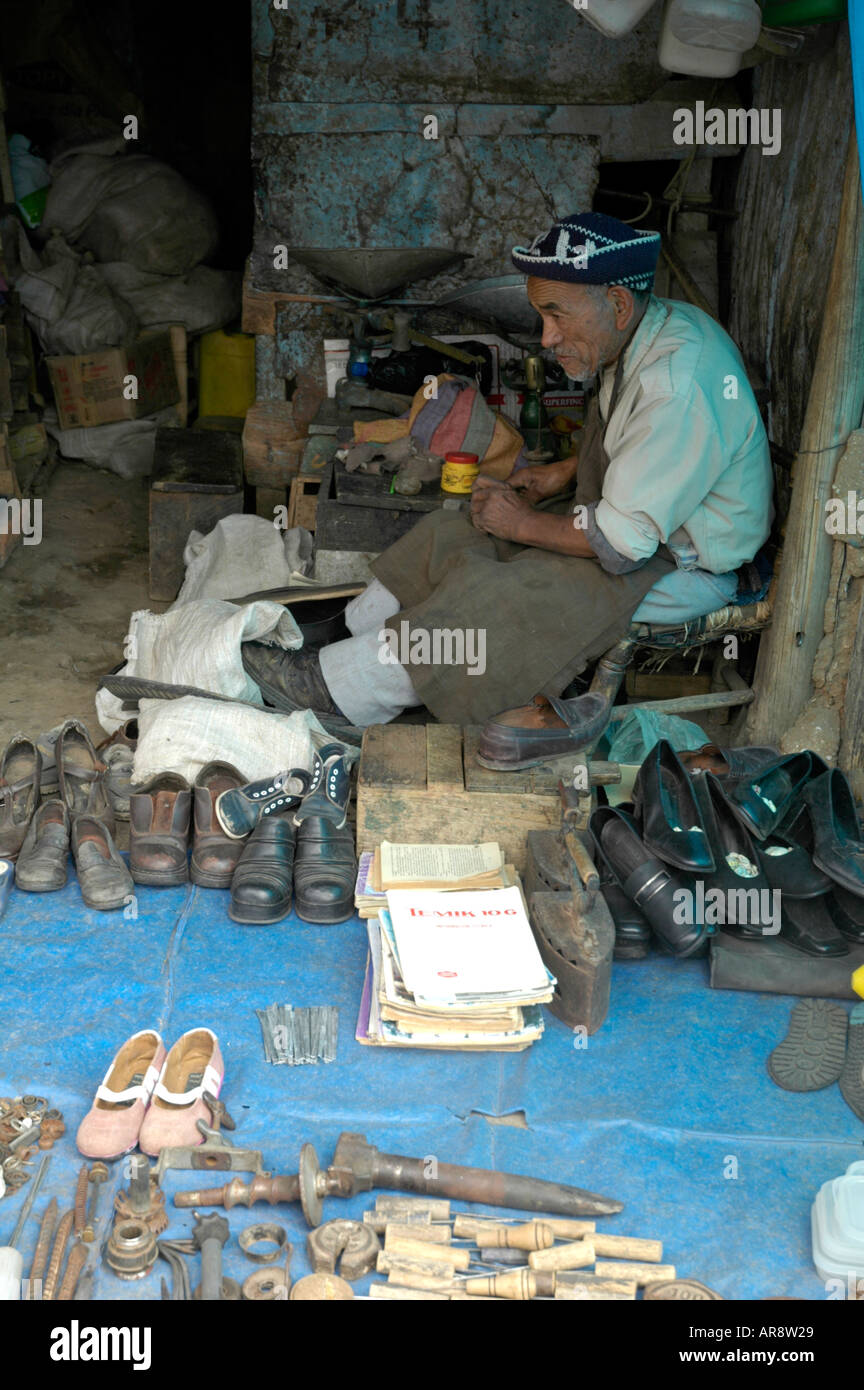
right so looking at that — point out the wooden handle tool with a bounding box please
[596,1260,676,1285]
[463,1269,555,1300]
[453,1216,554,1250]
[529,1238,595,1272]
[384,1232,470,1268]
[592,1234,662,1262]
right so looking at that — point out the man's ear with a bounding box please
[608,285,635,329]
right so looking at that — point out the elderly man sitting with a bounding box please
[242,211,773,766]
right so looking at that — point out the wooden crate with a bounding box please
[356,724,591,873]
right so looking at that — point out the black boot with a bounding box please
[229,814,296,925]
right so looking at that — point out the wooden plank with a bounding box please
[254,486,286,522]
[425,725,463,793]
[357,724,427,790]
[746,130,864,745]
[462,726,534,793]
[355,786,560,874]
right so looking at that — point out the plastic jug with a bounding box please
[578,0,659,37]
[659,0,742,73]
[668,0,762,49]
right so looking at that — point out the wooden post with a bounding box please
[745,131,864,746]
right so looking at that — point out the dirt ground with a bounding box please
[0,461,164,754]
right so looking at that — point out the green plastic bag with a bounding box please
[604,708,709,765]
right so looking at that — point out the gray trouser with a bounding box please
[319,567,740,728]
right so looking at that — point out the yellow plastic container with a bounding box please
[853,964,864,1000]
[198,330,256,420]
[440,451,480,494]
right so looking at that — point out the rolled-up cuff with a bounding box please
[583,502,652,575]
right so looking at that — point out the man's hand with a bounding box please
[469,475,533,541]
[509,455,578,505]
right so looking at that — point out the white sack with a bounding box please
[97,262,241,337]
[175,514,312,606]
[45,406,182,479]
[96,599,302,733]
[131,698,351,787]
[44,148,218,275]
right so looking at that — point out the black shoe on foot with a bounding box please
[241,642,345,717]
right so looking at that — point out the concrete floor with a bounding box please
[0,461,162,753]
[0,460,740,769]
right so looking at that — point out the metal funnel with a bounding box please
[286,246,468,300]
[437,275,541,337]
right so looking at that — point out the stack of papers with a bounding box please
[370,841,508,891]
[356,885,555,1052]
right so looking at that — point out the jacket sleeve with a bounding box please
[592,390,728,563]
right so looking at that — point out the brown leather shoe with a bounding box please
[129,773,191,886]
[190,761,247,889]
[96,719,139,754]
[0,734,42,861]
[476,692,611,771]
[57,719,114,834]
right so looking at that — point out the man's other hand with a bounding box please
[509,456,578,505]
[470,476,533,540]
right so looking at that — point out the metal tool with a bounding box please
[157,1238,195,1301]
[0,1151,51,1298]
[56,1243,88,1301]
[43,1209,74,1301]
[155,1093,264,1180]
[307,1219,380,1281]
[290,1272,353,1300]
[106,1218,158,1280]
[242,1263,291,1300]
[175,1131,623,1224]
[239,1222,289,1265]
[81,1162,109,1242]
[114,1154,167,1234]
[27,1195,58,1298]
[192,1212,230,1302]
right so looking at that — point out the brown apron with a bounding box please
[370,366,675,724]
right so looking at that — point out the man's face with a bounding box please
[526,277,621,380]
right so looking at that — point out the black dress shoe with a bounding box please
[599,882,652,960]
[294,817,356,924]
[802,768,864,896]
[690,772,769,910]
[827,884,864,944]
[632,739,715,873]
[589,805,707,958]
[229,814,296,925]
[778,895,849,958]
[241,642,345,717]
[726,751,814,840]
[755,804,832,898]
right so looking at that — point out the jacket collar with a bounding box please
[599,294,670,403]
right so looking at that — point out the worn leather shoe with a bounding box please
[229,813,296,924]
[590,804,707,957]
[216,768,310,839]
[191,761,248,889]
[294,817,357,923]
[129,773,191,886]
[726,751,814,841]
[15,799,70,892]
[477,693,611,771]
[57,719,114,833]
[294,744,352,831]
[72,815,135,911]
[241,642,345,717]
[802,767,864,895]
[0,733,41,860]
[632,739,715,873]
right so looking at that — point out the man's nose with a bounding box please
[540,317,562,349]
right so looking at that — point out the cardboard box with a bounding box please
[47,333,180,431]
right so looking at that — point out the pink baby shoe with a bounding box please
[76,1029,166,1160]
[138,1027,224,1156]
